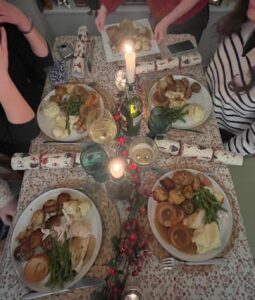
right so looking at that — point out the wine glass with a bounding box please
[129,136,159,167]
[87,108,117,144]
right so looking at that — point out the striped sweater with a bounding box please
[206,21,255,156]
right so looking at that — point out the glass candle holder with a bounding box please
[105,177,134,201]
[129,136,159,167]
[115,70,127,91]
[122,285,144,300]
[108,157,126,180]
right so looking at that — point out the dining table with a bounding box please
[0,32,255,300]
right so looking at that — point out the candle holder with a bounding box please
[115,70,127,91]
[105,177,134,201]
[106,157,134,201]
[128,136,159,167]
[122,285,144,300]
[108,157,126,180]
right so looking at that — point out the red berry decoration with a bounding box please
[130,163,137,171]
[108,268,117,276]
[139,207,146,214]
[114,113,121,121]
[121,150,129,157]
[117,136,126,144]
[129,232,137,242]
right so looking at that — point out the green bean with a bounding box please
[46,235,76,288]
[192,188,227,224]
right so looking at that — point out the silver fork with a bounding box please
[160,257,228,270]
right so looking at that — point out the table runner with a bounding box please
[0,34,255,299]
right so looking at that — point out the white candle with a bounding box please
[109,158,125,179]
[124,44,136,84]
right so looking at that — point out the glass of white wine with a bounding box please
[87,108,117,145]
[129,136,159,167]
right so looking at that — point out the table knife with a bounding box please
[22,277,105,299]
[87,38,95,73]
[43,141,85,146]
[167,128,204,135]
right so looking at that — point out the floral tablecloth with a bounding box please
[0,34,255,300]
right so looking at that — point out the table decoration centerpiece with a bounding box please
[91,135,150,300]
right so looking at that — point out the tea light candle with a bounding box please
[125,44,136,84]
[109,158,125,179]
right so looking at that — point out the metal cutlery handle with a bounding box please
[23,278,105,299]
[183,258,228,266]
[43,141,84,146]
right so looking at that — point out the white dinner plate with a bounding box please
[37,84,104,141]
[11,188,102,292]
[147,169,233,262]
[101,18,160,62]
[148,75,213,129]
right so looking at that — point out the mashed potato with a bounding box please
[43,101,60,118]
[52,115,79,138]
[52,115,68,138]
[188,104,205,122]
[63,199,91,219]
[192,222,221,254]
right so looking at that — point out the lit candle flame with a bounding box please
[109,158,125,179]
[124,43,133,54]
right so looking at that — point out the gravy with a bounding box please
[155,218,197,255]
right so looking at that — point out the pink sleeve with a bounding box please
[100,0,124,14]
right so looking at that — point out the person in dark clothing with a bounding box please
[0,0,53,156]
[96,0,209,44]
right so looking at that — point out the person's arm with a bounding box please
[0,0,48,58]
[154,0,201,43]
[0,179,16,226]
[224,123,255,156]
[0,27,34,124]
[95,0,123,32]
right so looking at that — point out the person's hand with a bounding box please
[0,198,17,226]
[0,27,9,80]
[95,5,107,32]
[154,18,169,44]
[0,0,31,33]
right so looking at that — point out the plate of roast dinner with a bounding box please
[101,18,160,62]
[11,188,102,292]
[148,169,232,261]
[147,75,213,129]
[37,83,104,141]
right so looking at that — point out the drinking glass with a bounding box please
[147,106,172,138]
[87,108,117,145]
[129,136,159,167]
[80,143,109,182]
